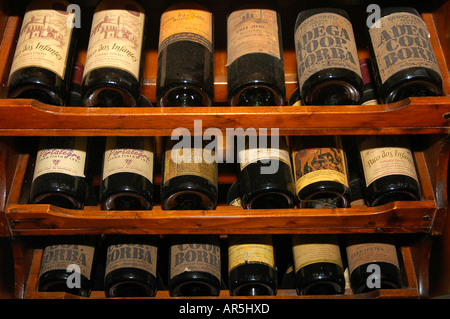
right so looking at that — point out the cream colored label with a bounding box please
[170,242,221,280]
[159,9,213,53]
[163,147,218,186]
[33,137,87,180]
[292,235,343,270]
[369,12,441,84]
[228,235,275,271]
[238,147,291,171]
[84,0,145,81]
[10,3,74,78]
[360,144,418,187]
[292,146,348,194]
[102,137,154,182]
[105,244,157,276]
[295,12,361,88]
[39,244,95,279]
[227,9,280,65]
[346,243,399,274]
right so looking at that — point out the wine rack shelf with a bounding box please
[23,242,421,299]
[0,0,449,300]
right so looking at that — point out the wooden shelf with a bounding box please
[23,243,420,299]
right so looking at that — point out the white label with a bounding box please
[102,137,154,182]
[238,147,291,171]
[33,137,87,180]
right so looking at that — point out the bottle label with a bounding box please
[39,244,95,279]
[33,137,87,180]
[292,145,348,194]
[294,12,361,89]
[102,137,154,182]
[369,12,441,84]
[359,138,418,187]
[105,243,157,276]
[9,1,74,79]
[238,147,291,171]
[158,8,213,53]
[83,0,145,81]
[292,235,343,271]
[170,242,221,280]
[226,9,280,66]
[346,242,399,275]
[163,147,218,187]
[228,235,275,271]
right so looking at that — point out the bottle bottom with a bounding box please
[101,192,153,210]
[106,280,156,297]
[304,79,360,105]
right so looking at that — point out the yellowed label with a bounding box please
[238,147,291,171]
[360,143,418,187]
[10,2,74,78]
[346,242,399,274]
[292,235,343,271]
[292,145,348,194]
[228,235,275,271]
[105,244,157,276]
[163,147,218,186]
[369,12,441,84]
[39,244,95,279]
[170,242,221,280]
[159,9,213,53]
[295,12,361,88]
[84,0,145,81]
[102,137,154,182]
[33,137,87,180]
[227,9,280,65]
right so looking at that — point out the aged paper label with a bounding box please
[10,1,74,78]
[369,12,441,84]
[227,9,280,65]
[292,235,343,270]
[105,243,157,276]
[84,0,145,80]
[295,12,361,88]
[170,242,221,280]
[39,244,95,279]
[228,235,275,271]
[346,242,399,274]
[159,8,213,52]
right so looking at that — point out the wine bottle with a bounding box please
[82,0,146,107]
[7,0,78,106]
[291,234,345,295]
[227,180,242,207]
[367,7,443,103]
[100,136,155,210]
[156,1,214,107]
[345,234,402,293]
[226,3,285,106]
[228,234,277,296]
[160,137,218,210]
[38,237,97,297]
[358,135,420,206]
[66,62,84,107]
[238,135,296,209]
[290,135,350,208]
[168,235,221,296]
[294,8,363,105]
[359,59,380,105]
[29,136,88,209]
[104,235,158,297]
[342,136,366,206]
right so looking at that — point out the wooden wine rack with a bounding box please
[0,0,449,300]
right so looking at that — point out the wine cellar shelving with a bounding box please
[0,0,449,299]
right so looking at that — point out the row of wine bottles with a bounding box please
[6,1,443,108]
[37,233,403,297]
[28,133,421,210]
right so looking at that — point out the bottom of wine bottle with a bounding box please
[169,272,221,297]
[228,264,277,296]
[294,263,346,295]
[349,262,401,294]
[104,268,158,297]
[39,270,91,297]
